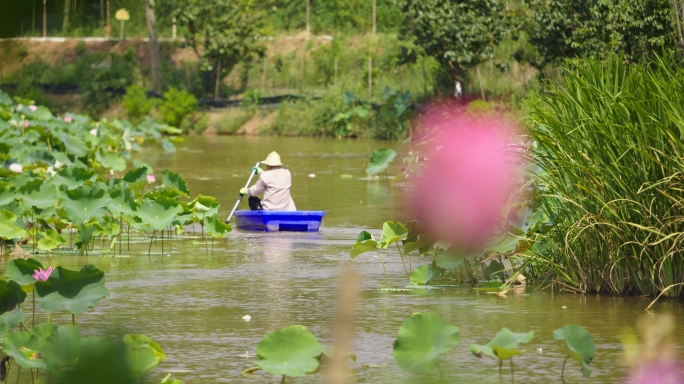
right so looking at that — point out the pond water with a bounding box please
[3,136,683,383]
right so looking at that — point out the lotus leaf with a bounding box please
[133,159,154,173]
[61,185,111,226]
[366,148,397,175]
[470,328,534,360]
[2,323,57,370]
[0,182,16,205]
[136,196,183,231]
[0,279,27,313]
[403,239,431,255]
[35,265,110,314]
[435,251,466,270]
[379,221,408,249]
[162,170,190,197]
[0,308,24,335]
[5,258,44,286]
[51,167,97,189]
[191,195,219,217]
[204,214,232,238]
[554,325,595,378]
[96,150,127,172]
[409,265,434,285]
[123,334,167,378]
[41,325,111,376]
[38,228,67,251]
[255,325,322,377]
[9,173,38,189]
[30,105,52,120]
[122,166,150,190]
[107,182,138,216]
[393,313,460,373]
[0,209,28,240]
[162,138,176,152]
[98,215,121,237]
[57,133,89,157]
[74,224,95,252]
[18,179,58,209]
[350,231,379,258]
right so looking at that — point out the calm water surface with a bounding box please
[3,136,683,383]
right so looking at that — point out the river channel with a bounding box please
[3,136,683,383]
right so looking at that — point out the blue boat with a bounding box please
[233,211,326,232]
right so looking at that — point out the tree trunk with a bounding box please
[145,0,162,92]
[105,0,110,38]
[63,0,71,33]
[372,0,376,35]
[43,0,47,37]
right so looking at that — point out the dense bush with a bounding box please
[158,88,198,128]
[122,85,155,124]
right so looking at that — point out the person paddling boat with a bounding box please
[239,151,296,211]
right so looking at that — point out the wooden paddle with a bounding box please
[226,161,260,223]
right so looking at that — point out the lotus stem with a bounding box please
[119,214,123,256]
[72,314,75,326]
[437,361,444,382]
[375,249,389,286]
[32,289,35,328]
[280,375,285,383]
[395,243,408,277]
[29,367,33,384]
[148,230,155,260]
[561,355,569,382]
[510,358,514,384]
[499,360,502,383]
[47,312,49,324]
[15,367,20,384]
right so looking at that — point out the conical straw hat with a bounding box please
[261,151,286,167]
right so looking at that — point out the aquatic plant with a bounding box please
[471,328,534,382]
[554,325,595,379]
[123,334,167,378]
[393,313,459,375]
[254,325,323,380]
[526,55,684,298]
[35,265,110,316]
[366,148,397,175]
[350,221,413,284]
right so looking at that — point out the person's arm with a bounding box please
[245,175,266,196]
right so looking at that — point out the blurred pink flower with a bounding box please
[32,267,53,282]
[147,174,156,184]
[411,108,522,251]
[28,105,38,112]
[9,163,23,173]
[626,360,684,384]
[24,121,30,128]
[64,115,72,123]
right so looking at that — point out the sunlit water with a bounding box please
[3,136,683,383]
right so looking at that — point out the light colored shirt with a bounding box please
[245,168,296,211]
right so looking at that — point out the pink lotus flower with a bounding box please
[32,267,53,282]
[9,163,23,173]
[28,105,38,112]
[24,121,30,128]
[64,115,72,123]
[411,106,523,251]
[89,128,97,136]
[146,174,156,184]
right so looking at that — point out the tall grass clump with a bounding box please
[526,55,684,298]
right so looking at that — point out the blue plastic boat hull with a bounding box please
[234,211,326,232]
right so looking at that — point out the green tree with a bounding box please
[174,0,265,97]
[524,0,676,68]
[399,0,511,86]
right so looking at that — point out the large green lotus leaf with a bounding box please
[403,239,431,255]
[0,308,25,335]
[41,324,111,376]
[162,170,190,197]
[365,148,397,175]
[35,265,110,314]
[38,228,67,251]
[61,185,111,226]
[0,209,28,240]
[470,328,534,361]
[0,182,16,206]
[435,251,467,270]
[122,166,149,189]
[256,325,322,377]
[74,224,95,252]
[19,179,58,209]
[0,279,27,313]
[409,264,435,285]
[123,334,167,378]
[554,325,595,378]
[191,195,219,217]
[204,214,232,238]
[57,133,89,157]
[107,181,138,216]
[51,167,97,189]
[5,258,44,286]
[2,323,57,370]
[0,200,27,219]
[98,215,121,237]
[96,150,127,172]
[350,231,378,259]
[136,195,183,231]
[9,173,38,189]
[379,221,408,249]
[393,313,460,373]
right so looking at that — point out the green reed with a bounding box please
[525,55,684,297]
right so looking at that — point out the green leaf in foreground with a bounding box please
[136,195,184,231]
[554,325,595,378]
[0,308,25,335]
[379,221,408,249]
[0,279,27,313]
[0,209,28,240]
[61,185,112,226]
[51,167,98,189]
[350,231,378,258]
[204,214,232,238]
[162,170,190,197]
[393,313,460,373]
[123,334,167,378]
[366,148,397,175]
[255,325,322,377]
[38,228,67,252]
[41,325,111,376]
[19,179,58,209]
[5,258,44,286]
[470,328,534,360]
[2,323,56,370]
[35,265,110,314]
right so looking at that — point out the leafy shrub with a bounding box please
[80,50,138,118]
[122,85,155,124]
[214,108,257,134]
[158,88,198,128]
